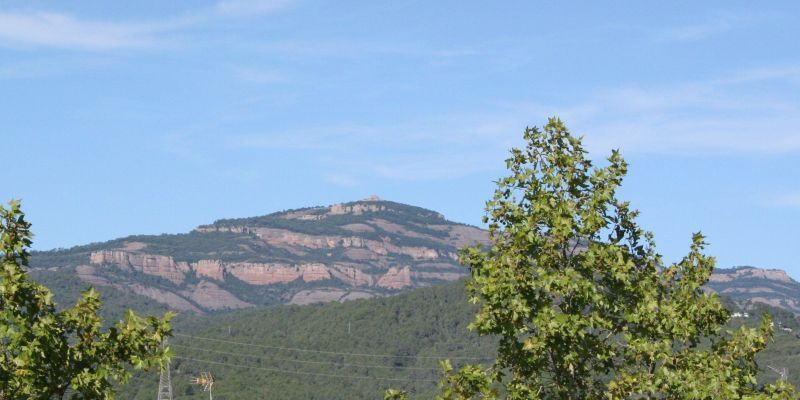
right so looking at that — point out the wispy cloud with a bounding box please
[763,193,800,208]
[215,0,292,17]
[323,173,359,187]
[0,12,182,50]
[0,0,292,51]
[231,131,339,150]
[657,12,766,42]
[370,154,502,181]
[252,38,482,63]
[561,67,800,156]
[226,109,532,182]
[220,64,800,183]
[0,56,112,78]
[711,66,800,86]
[234,67,289,84]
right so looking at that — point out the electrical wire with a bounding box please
[173,333,492,361]
[172,356,439,382]
[170,343,442,371]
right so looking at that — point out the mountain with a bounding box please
[29,197,800,316]
[29,197,488,313]
[706,266,800,314]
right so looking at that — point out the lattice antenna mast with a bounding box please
[192,371,214,400]
[156,339,173,400]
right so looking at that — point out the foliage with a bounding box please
[385,389,409,399]
[433,119,797,399]
[74,278,800,399]
[114,281,800,400]
[0,200,173,399]
[210,200,454,233]
[28,231,277,267]
[118,279,497,400]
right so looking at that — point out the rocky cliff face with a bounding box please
[32,198,489,313]
[196,227,453,260]
[706,266,800,314]
[88,250,425,290]
[90,250,189,284]
[376,266,413,289]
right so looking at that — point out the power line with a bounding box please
[172,356,439,383]
[171,343,441,371]
[173,333,492,361]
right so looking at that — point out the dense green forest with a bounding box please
[120,280,496,399]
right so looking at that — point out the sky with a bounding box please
[1,1,799,277]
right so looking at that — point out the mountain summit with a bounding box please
[29,199,800,316]
[706,266,800,314]
[30,199,488,313]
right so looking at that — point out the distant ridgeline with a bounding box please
[28,198,800,316]
[28,198,489,313]
[705,266,800,314]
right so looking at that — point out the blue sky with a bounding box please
[1,1,799,277]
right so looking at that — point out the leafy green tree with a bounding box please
[385,389,409,399]
[432,119,796,399]
[0,200,173,399]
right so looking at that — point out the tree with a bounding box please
[0,200,173,399]
[432,119,795,399]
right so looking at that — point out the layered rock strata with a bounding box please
[89,250,440,289]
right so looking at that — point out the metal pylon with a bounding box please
[156,339,173,400]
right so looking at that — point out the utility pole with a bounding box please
[156,339,173,400]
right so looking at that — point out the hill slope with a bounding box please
[120,280,496,399]
[29,198,488,313]
[111,279,800,400]
[706,266,800,314]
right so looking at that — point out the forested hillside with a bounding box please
[91,279,800,399]
[27,267,170,322]
[121,280,496,399]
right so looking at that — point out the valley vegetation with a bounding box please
[106,280,800,400]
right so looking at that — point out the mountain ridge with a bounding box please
[706,265,800,314]
[29,198,799,315]
[29,198,488,313]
